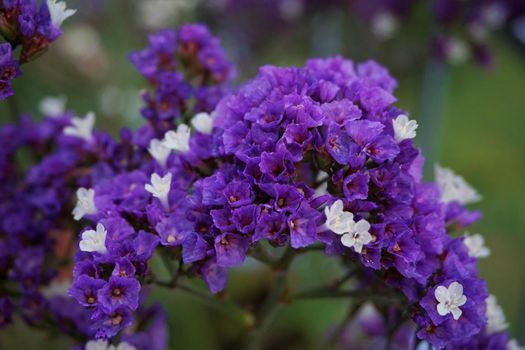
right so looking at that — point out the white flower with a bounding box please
[340,218,372,253]
[314,171,329,197]
[163,124,191,152]
[39,95,67,116]
[72,188,97,221]
[371,11,399,40]
[85,340,109,350]
[392,114,418,142]
[191,112,213,134]
[463,233,490,258]
[435,165,481,205]
[46,0,76,28]
[324,200,355,235]
[148,139,171,167]
[63,111,95,142]
[110,343,136,350]
[145,173,172,208]
[486,295,508,333]
[508,339,525,350]
[415,342,436,350]
[79,223,107,254]
[85,341,136,350]
[435,281,467,320]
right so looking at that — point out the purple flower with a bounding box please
[98,276,141,312]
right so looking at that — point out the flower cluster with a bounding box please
[69,43,520,348]
[129,23,236,142]
[0,102,169,348]
[67,25,237,340]
[0,0,75,98]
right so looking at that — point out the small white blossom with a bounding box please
[435,281,467,320]
[145,173,172,208]
[314,171,329,197]
[191,112,213,135]
[163,124,191,152]
[85,340,136,350]
[463,233,490,258]
[46,0,76,28]
[39,95,67,116]
[63,111,95,142]
[508,339,525,350]
[324,200,355,235]
[148,139,171,167]
[85,340,109,350]
[435,165,481,205]
[72,188,97,221]
[372,12,399,40]
[79,223,107,254]
[415,342,436,350]
[340,218,372,254]
[392,114,418,142]
[486,295,508,333]
[110,343,136,350]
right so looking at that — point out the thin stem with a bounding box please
[320,300,362,349]
[244,245,296,350]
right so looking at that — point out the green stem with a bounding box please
[320,300,362,349]
[244,246,295,350]
[7,94,19,122]
[416,59,451,178]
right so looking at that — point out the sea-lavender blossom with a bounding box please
[128,24,236,141]
[0,0,75,98]
[68,47,512,347]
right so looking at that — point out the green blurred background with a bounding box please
[1,1,524,348]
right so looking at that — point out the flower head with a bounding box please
[435,165,481,205]
[340,219,372,253]
[39,95,67,116]
[463,233,490,258]
[46,0,76,28]
[145,173,172,208]
[73,188,97,221]
[435,281,467,320]
[191,112,213,134]
[163,124,191,152]
[392,114,417,142]
[324,200,355,235]
[486,294,508,333]
[63,112,96,142]
[148,139,171,167]
[79,223,107,254]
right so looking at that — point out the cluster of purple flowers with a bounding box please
[129,23,236,141]
[0,0,75,98]
[66,24,237,341]
[0,104,171,348]
[71,25,520,346]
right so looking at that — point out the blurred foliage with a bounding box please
[0,1,524,349]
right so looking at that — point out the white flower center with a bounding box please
[392,114,418,142]
[145,173,172,208]
[486,294,508,333]
[435,164,481,205]
[435,281,467,320]
[148,139,171,167]
[47,0,76,28]
[79,223,107,254]
[163,124,191,152]
[63,111,95,142]
[39,95,67,117]
[463,233,490,258]
[72,187,97,221]
[191,112,213,134]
